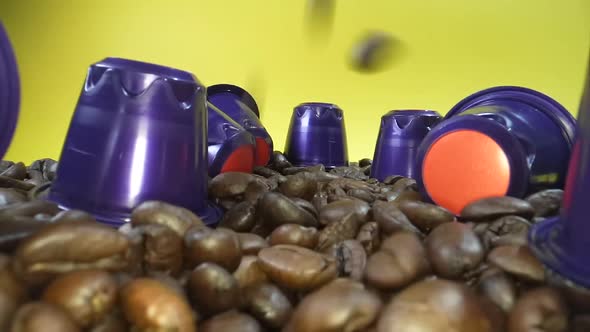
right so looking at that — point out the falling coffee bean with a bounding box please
[269,224,319,249]
[508,287,569,332]
[188,262,240,315]
[349,31,399,73]
[244,282,293,328]
[397,200,455,233]
[237,232,269,255]
[184,227,242,272]
[131,200,205,237]
[525,189,564,218]
[11,302,80,332]
[488,245,545,282]
[461,196,535,222]
[199,310,262,332]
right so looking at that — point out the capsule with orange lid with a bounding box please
[415,86,577,215]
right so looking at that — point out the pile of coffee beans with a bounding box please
[0,153,587,331]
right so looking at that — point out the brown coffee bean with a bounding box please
[10,302,80,332]
[291,197,319,219]
[311,191,329,212]
[0,189,26,207]
[283,164,325,175]
[237,233,268,255]
[184,227,242,272]
[477,268,516,312]
[188,263,239,315]
[572,315,590,332]
[233,256,269,291]
[244,175,274,202]
[145,271,188,301]
[280,172,318,201]
[476,215,531,249]
[1,162,26,180]
[0,176,35,191]
[0,216,52,252]
[0,290,18,331]
[347,188,375,203]
[366,232,430,289]
[356,221,380,254]
[359,158,372,167]
[50,210,97,224]
[253,166,282,178]
[508,287,568,332]
[284,278,381,332]
[258,244,338,291]
[14,221,130,284]
[199,310,262,332]
[525,189,564,218]
[209,172,255,200]
[137,224,184,276]
[546,269,590,313]
[270,151,293,170]
[258,192,317,228]
[390,177,418,192]
[88,313,127,332]
[398,200,454,233]
[27,159,57,182]
[245,282,292,328]
[269,224,318,249]
[329,166,368,180]
[425,222,484,279]
[478,294,507,332]
[319,199,370,226]
[121,278,195,332]
[131,201,205,237]
[372,201,422,236]
[0,161,13,173]
[326,239,367,281]
[0,200,60,219]
[461,196,535,222]
[219,201,256,232]
[319,213,361,252]
[42,270,117,328]
[488,245,545,282]
[377,279,493,332]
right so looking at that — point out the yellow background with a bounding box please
[1,0,589,163]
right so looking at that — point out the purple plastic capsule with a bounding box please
[207,84,273,166]
[284,102,348,168]
[0,21,19,161]
[207,102,256,177]
[48,57,222,226]
[415,86,576,215]
[371,110,441,181]
[529,62,590,289]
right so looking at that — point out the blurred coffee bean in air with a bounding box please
[349,31,402,73]
[304,0,336,44]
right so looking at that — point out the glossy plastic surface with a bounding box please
[48,57,222,226]
[529,62,590,288]
[207,84,273,166]
[371,110,441,181]
[416,86,576,214]
[284,102,349,167]
[0,22,20,161]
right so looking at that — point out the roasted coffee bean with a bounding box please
[253,166,281,178]
[366,232,430,289]
[316,213,361,252]
[525,189,564,218]
[377,279,493,332]
[237,233,268,255]
[50,210,97,224]
[121,278,195,332]
[0,161,14,173]
[185,227,242,272]
[88,313,127,332]
[244,175,274,202]
[311,190,329,212]
[284,278,381,332]
[27,159,58,182]
[0,200,60,219]
[0,255,26,304]
[220,201,257,232]
[425,222,484,279]
[488,245,545,282]
[11,302,80,332]
[319,199,370,226]
[283,164,325,175]
[209,172,256,209]
[131,200,205,237]
[1,162,26,180]
[347,188,375,203]
[245,282,292,328]
[397,200,454,233]
[0,289,18,331]
[572,315,590,332]
[291,197,319,218]
[475,215,531,249]
[26,183,51,201]
[137,224,184,276]
[477,268,516,312]
[356,221,380,254]
[269,224,318,249]
[461,196,535,222]
[279,172,318,201]
[546,269,590,313]
[14,221,130,284]
[269,151,293,171]
[145,271,188,300]
[0,176,35,191]
[258,244,338,291]
[326,239,366,281]
[508,287,568,332]
[478,294,507,332]
[390,177,418,192]
[359,158,372,167]
[0,188,26,207]
[258,192,317,228]
[0,216,52,252]
[382,175,404,185]
[199,310,262,332]
[372,201,422,236]
[42,269,117,328]
[329,166,368,180]
[189,263,240,315]
[233,255,269,291]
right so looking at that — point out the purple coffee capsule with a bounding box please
[48,57,222,227]
[415,86,576,215]
[0,21,19,161]
[371,110,441,181]
[529,61,590,289]
[284,102,349,168]
[207,102,256,177]
[207,84,273,166]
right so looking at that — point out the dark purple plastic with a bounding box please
[284,102,349,168]
[416,86,577,201]
[207,101,256,177]
[529,61,590,289]
[0,21,20,161]
[371,110,441,181]
[48,57,222,227]
[207,84,273,166]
